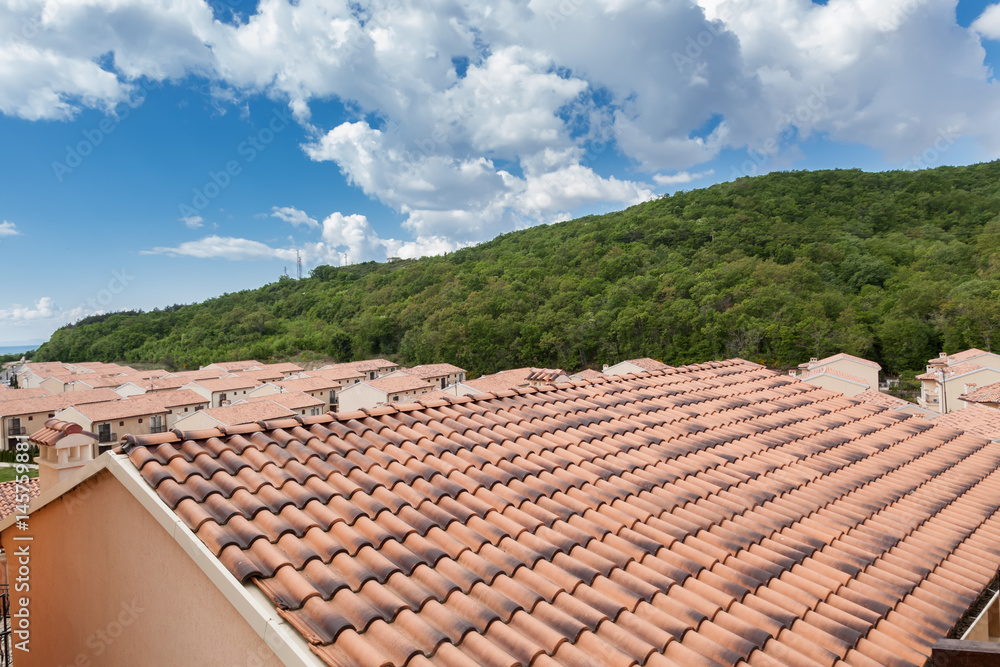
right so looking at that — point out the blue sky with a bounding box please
[1,0,1000,346]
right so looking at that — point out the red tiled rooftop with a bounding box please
[324,359,399,373]
[0,388,124,417]
[362,377,434,394]
[959,381,1000,404]
[203,360,263,372]
[932,404,1000,440]
[621,357,671,372]
[799,367,870,386]
[852,390,912,410]
[125,359,1000,667]
[183,401,296,427]
[275,377,342,393]
[929,348,992,365]
[916,362,987,381]
[0,478,40,519]
[809,353,882,370]
[402,364,467,380]
[240,392,326,411]
[187,377,263,392]
[572,369,607,381]
[0,387,53,402]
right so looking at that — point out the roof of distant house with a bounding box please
[0,388,124,417]
[959,380,1000,404]
[525,367,569,382]
[323,359,398,373]
[122,358,1000,667]
[461,367,539,393]
[808,353,882,370]
[799,366,870,386]
[571,368,606,381]
[274,377,342,393]
[0,387,53,402]
[402,364,466,379]
[0,478,39,519]
[239,392,325,411]
[916,361,988,381]
[202,360,263,372]
[929,348,992,365]
[259,362,305,374]
[852,390,912,410]
[187,377,262,392]
[932,403,1000,440]
[358,376,434,394]
[305,368,366,383]
[226,369,286,383]
[163,368,230,381]
[618,357,671,371]
[178,401,296,428]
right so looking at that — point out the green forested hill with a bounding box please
[36,162,1000,376]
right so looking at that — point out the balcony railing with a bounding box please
[0,583,11,666]
[149,425,167,434]
[5,426,24,437]
[98,432,117,444]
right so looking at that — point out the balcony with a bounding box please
[98,432,117,444]
[5,426,24,437]
[149,425,168,434]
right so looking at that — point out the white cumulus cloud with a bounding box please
[0,221,20,237]
[142,235,298,261]
[973,4,1000,40]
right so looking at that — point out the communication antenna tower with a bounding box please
[296,251,303,279]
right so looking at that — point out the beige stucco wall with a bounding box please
[821,360,879,389]
[113,384,146,398]
[171,411,222,431]
[799,374,868,397]
[3,411,58,448]
[948,369,1000,412]
[0,469,283,666]
[166,402,209,427]
[337,383,387,412]
[38,378,68,395]
[602,362,645,377]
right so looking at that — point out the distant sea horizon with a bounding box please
[0,343,43,356]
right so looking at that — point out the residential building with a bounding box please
[451,367,570,396]
[257,361,305,377]
[918,360,1000,414]
[383,363,467,390]
[303,367,365,389]
[932,403,1000,441]
[853,390,936,417]
[6,359,1000,666]
[272,376,341,411]
[958,380,1000,409]
[601,357,671,376]
[794,366,871,396]
[236,392,326,417]
[319,358,399,381]
[201,360,263,373]
[0,387,52,402]
[183,376,270,408]
[227,368,286,384]
[0,388,122,450]
[335,376,433,411]
[171,400,297,430]
[793,353,882,390]
[55,390,211,453]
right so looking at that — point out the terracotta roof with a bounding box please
[932,404,1000,440]
[0,478,40,519]
[362,377,434,395]
[188,377,262,392]
[401,389,456,403]
[240,392,326,411]
[163,369,231,381]
[571,369,607,381]
[125,358,1000,667]
[181,401,297,427]
[29,418,98,447]
[799,367,870,387]
[261,362,306,374]
[0,387,53,402]
[525,368,569,382]
[203,360,263,372]
[228,369,287,383]
[958,381,1000,404]
[404,364,467,380]
[324,359,399,373]
[852,391,912,410]
[916,362,987,381]
[61,398,168,422]
[929,349,992,365]
[463,368,544,394]
[0,388,123,417]
[275,377,342,393]
[809,353,882,371]
[621,357,671,372]
[307,368,367,383]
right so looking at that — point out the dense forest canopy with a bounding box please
[35,162,1000,377]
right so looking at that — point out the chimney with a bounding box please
[602,364,609,371]
[31,419,98,492]
[939,352,948,358]
[789,370,797,377]
[965,383,977,394]
[810,357,818,364]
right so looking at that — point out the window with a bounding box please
[138,418,143,424]
[28,416,32,421]
[392,395,399,402]
[120,421,124,426]
[48,413,54,418]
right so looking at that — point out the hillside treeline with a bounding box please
[36,162,1000,376]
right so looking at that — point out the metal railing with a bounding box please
[149,425,168,434]
[4,427,23,437]
[0,583,11,666]
[98,432,117,444]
